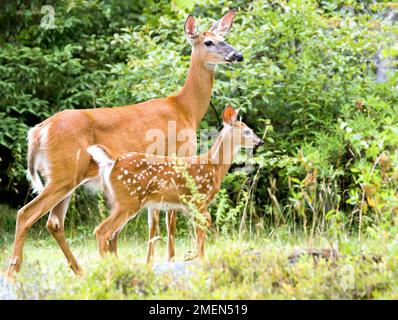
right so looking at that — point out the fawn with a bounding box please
[87,106,263,259]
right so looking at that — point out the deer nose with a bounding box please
[233,52,243,62]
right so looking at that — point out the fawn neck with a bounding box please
[175,53,215,126]
[205,126,238,179]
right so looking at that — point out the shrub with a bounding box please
[0,0,397,238]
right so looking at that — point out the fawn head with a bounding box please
[222,105,264,149]
[184,10,243,65]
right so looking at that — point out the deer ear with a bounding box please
[209,9,236,37]
[184,15,197,42]
[222,105,237,125]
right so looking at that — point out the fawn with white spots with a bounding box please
[88,106,264,260]
[7,10,243,276]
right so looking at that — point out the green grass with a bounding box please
[1,230,398,300]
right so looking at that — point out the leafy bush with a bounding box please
[10,238,398,299]
[0,0,397,239]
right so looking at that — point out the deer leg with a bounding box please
[7,181,74,277]
[46,195,82,275]
[166,210,177,261]
[145,208,160,264]
[195,210,212,259]
[94,204,140,257]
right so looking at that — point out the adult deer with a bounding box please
[7,10,243,276]
[87,105,264,259]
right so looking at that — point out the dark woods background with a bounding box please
[0,0,397,240]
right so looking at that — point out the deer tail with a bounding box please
[87,145,116,200]
[87,145,114,166]
[27,127,44,194]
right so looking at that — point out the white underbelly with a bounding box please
[144,200,187,212]
[83,176,103,193]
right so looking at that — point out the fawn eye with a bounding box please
[204,40,213,47]
[244,129,251,136]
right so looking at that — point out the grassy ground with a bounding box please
[1,229,398,300]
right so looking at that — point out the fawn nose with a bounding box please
[233,52,244,62]
[256,140,264,148]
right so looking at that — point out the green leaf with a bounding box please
[174,0,195,11]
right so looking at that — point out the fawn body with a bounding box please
[7,10,243,276]
[88,106,264,259]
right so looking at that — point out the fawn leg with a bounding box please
[145,208,160,264]
[108,230,121,255]
[166,210,177,261]
[195,210,212,259]
[94,204,140,257]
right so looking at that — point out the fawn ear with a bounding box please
[209,9,236,37]
[222,105,237,125]
[184,15,197,42]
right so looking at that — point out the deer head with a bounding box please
[184,9,243,66]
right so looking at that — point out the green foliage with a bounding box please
[6,236,398,299]
[0,0,397,240]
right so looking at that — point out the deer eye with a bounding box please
[204,40,213,47]
[244,129,251,136]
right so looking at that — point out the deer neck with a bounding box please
[206,126,239,180]
[176,52,215,126]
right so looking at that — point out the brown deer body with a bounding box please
[88,106,264,259]
[7,10,242,276]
